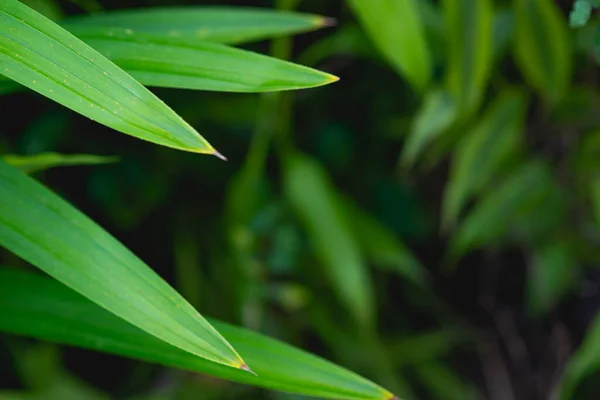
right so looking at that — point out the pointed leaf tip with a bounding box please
[240,363,257,376]
[212,150,228,161]
[317,16,337,27]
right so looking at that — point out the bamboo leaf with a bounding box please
[0,159,246,370]
[443,0,493,115]
[0,0,216,154]
[557,310,600,399]
[442,89,526,228]
[69,31,338,92]
[335,193,428,287]
[284,153,375,329]
[62,6,332,45]
[401,89,457,167]
[450,160,559,259]
[0,268,396,400]
[514,0,572,103]
[2,152,117,173]
[347,0,431,92]
[526,239,576,315]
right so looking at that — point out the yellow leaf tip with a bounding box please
[212,149,228,161]
[316,16,337,27]
[325,74,340,84]
[239,364,257,376]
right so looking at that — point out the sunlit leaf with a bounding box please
[401,89,457,167]
[0,0,217,154]
[62,6,332,46]
[284,153,375,328]
[443,0,493,115]
[442,89,526,228]
[69,31,338,92]
[2,152,117,173]
[348,0,431,92]
[0,159,246,369]
[514,0,572,103]
[0,268,396,400]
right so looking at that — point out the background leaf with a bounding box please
[443,0,493,115]
[0,267,396,400]
[401,89,457,167]
[284,153,375,329]
[347,0,431,92]
[0,159,245,369]
[62,6,332,46]
[514,0,572,103]
[442,89,526,228]
[2,152,117,173]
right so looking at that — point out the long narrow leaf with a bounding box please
[0,0,216,154]
[348,0,431,92]
[442,89,526,228]
[0,268,396,400]
[514,0,572,103]
[62,6,332,45]
[443,0,493,115]
[71,31,338,92]
[284,153,375,328]
[0,159,246,370]
[3,152,117,173]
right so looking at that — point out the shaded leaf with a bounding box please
[348,0,431,92]
[442,89,527,228]
[336,193,428,286]
[527,239,576,316]
[2,152,117,173]
[388,330,465,368]
[0,159,246,369]
[514,0,572,103]
[443,0,493,115]
[0,268,396,400]
[0,0,216,154]
[62,6,332,46]
[401,89,457,167]
[450,160,559,258]
[284,153,374,328]
[557,311,600,399]
[414,362,478,400]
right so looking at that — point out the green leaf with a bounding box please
[284,153,375,328]
[414,362,478,400]
[570,0,593,28]
[335,193,428,287]
[348,0,431,92]
[443,0,493,115]
[67,31,338,92]
[62,6,332,46]
[2,152,118,173]
[514,0,572,103]
[0,159,246,370]
[401,89,457,167]
[526,239,575,316]
[450,160,558,259]
[442,89,527,228]
[0,268,396,400]
[557,311,600,399]
[0,0,216,155]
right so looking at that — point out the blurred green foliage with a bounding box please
[4,0,600,399]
